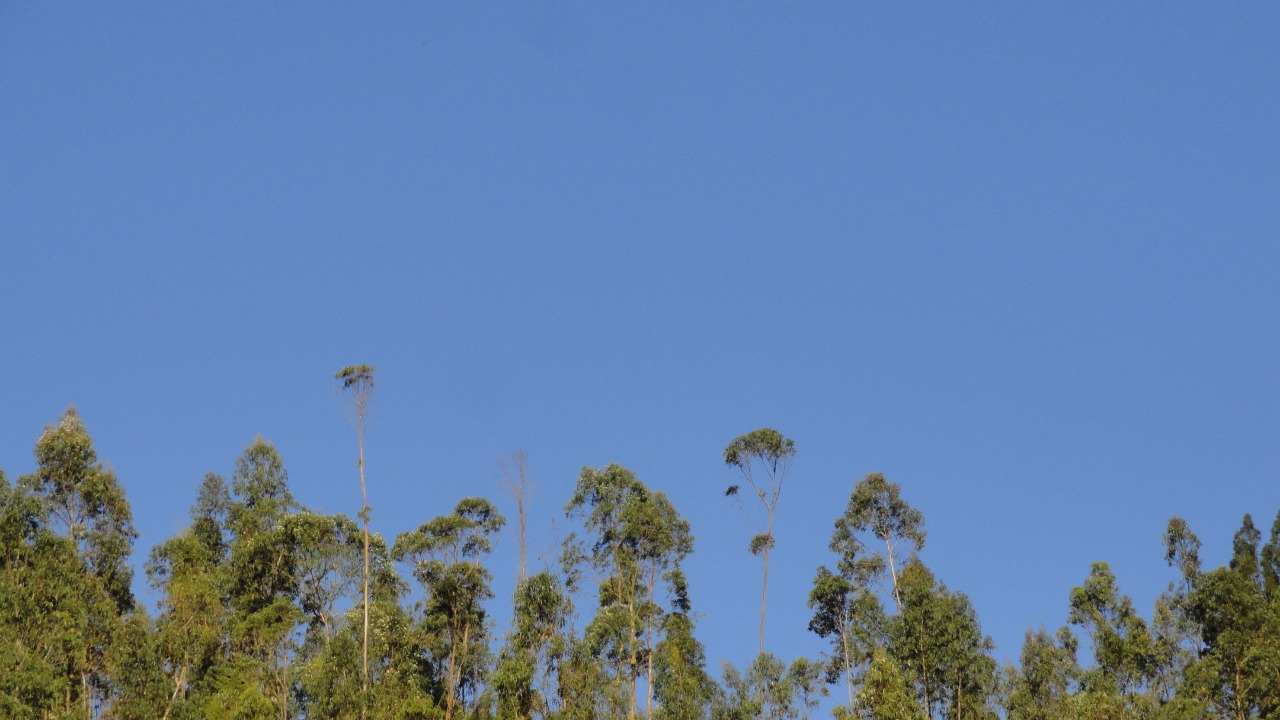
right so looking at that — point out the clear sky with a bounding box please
[3,1,1278,685]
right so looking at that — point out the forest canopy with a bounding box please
[2,406,1278,720]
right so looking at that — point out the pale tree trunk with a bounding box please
[759,501,777,656]
[500,450,530,585]
[358,404,371,716]
[646,570,657,719]
[885,539,901,610]
[627,590,638,720]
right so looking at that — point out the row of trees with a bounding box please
[2,402,1279,719]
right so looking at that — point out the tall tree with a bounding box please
[1187,514,1272,720]
[889,558,997,720]
[18,408,139,718]
[394,497,505,720]
[1066,562,1156,713]
[831,473,925,611]
[652,568,716,720]
[567,463,694,720]
[336,363,376,710]
[224,438,303,720]
[494,571,575,720]
[808,566,886,712]
[723,428,796,655]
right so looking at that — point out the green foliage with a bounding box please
[723,429,796,473]
[1004,628,1076,720]
[5,410,1280,720]
[831,473,924,606]
[889,558,998,720]
[858,649,926,720]
[394,498,505,720]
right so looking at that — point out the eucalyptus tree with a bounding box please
[888,559,997,720]
[104,610,169,720]
[1065,562,1156,713]
[855,649,926,720]
[1150,517,1205,710]
[567,463,694,720]
[17,408,139,718]
[831,473,925,611]
[1261,510,1280,599]
[494,571,576,720]
[808,565,886,712]
[723,428,796,655]
[223,438,304,720]
[300,531,427,720]
[1187,514,1272,720]
[394,497,505,720]
[146,487,232,720]
[651,568,716,720]
[810,473,922,715]
[1003,628,1077,720]
[714,652,824,720]
[0,468,87,717]
[336,363,376,703]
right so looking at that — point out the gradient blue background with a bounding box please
[3,2,1278,688]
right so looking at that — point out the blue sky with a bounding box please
[3,1,1278,683]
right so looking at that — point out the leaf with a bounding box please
[749,533,775,556]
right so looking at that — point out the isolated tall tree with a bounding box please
[723,428,796,655]
[336,363,376,708]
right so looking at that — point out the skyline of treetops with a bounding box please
[3,392,1278,719]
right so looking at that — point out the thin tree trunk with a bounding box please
[885,539,901,610]
[646,571,656,719]
[162,662,188,720]
[759,505,776,655]
[627,588,638,720]
[358,406,371,718]
[840,624,854,709]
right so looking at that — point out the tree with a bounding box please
[831,473,925,611]
[336,363,376,710]
[857,649,926,720]
[1004,628,1076,720]
[17,408,139,718]
[499,449,532,586]
[1187,514,1272,720]
[808,565,885,712]
[1066,562,1156,712]
[223,438,303,720]
[1151,517,1204,708]
[566,464,693,720]
[0,469,85,717]
[394,497,506,720]
[713,652,822,720]
[889,558,997,720]
[493,571,575,720]
[723,428,796,655]
[652,569,716,720]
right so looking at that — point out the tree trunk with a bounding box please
[358,407,371,720]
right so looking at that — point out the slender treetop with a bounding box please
[336,364,376,399]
